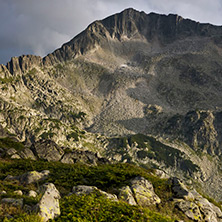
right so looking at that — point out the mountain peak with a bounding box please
[43,8,222,65]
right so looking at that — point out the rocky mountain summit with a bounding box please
[1,8,222,220]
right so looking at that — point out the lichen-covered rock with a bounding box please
[1,198,23,208]
[31,140,64,162]
[130,176,161,206]
[35,183,61,222]
[19,148,36,160]
[19,170,50,185]
[172,182,222,221]
[118,186,137,205]
[72,185,118,201]
[194,196,221,222]
[175,200,203,221]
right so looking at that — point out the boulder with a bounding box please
[1,198,23,208]
[31,140,64,162]
[14,190,23,196]
[176,200,203,221]
[0,190,7,195]
[118,186,137,205]
[171,180,222,222]
[72,185,96,195]
[19,148,36,160]
[11,154,21,159]
[129,176,161,206]
[194,196,221,222]
[35,183,61,222]
[28,190,38,198]
[72,185,118,201]
[6,148,17,156]
[20,170,50,185]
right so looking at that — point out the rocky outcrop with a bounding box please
[19,170,50,185]
[119,177,161,206]
[170,177,194,200]
[6,55,42,76]
[31,140,64,162]
[61,149,109,165]
[171,178,222,222]
[118,186,137,205]
[35,183,61,222]
[5,170,50,185]
[72,185,118,201]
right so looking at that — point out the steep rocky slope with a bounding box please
[1,8,222,203]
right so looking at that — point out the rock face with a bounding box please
[31,140,64,162]
[119,177,161,206]
[36,183,61,222]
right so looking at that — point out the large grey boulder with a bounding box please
[195,196,222,222]
[118,186,137,205]
[31,140,64,162]
[171,179,222,222]
[20,170,50,185]
[129,176,161,206]
[19,148,36,160]
[175,200,203,221]
[72,185,118,201]
[35,183,61,222]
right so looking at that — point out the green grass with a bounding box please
[27,68,37,75]
[54,192,174,222]
[67,132,79,141]
[0,77,14,84]
[0,138,25,151]
[109,134,199,175]
[0,159,195,221]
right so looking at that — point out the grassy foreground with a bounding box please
[0,159,191,221]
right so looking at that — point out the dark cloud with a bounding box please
[0,0,222,64]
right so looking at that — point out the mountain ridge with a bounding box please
[3,8,222,73]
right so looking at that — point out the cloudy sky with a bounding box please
[1,0,222,64]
